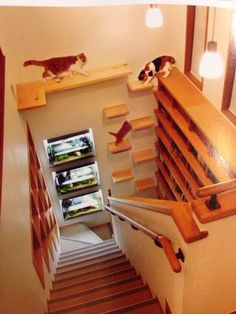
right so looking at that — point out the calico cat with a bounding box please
[23,52,87,79]
[138,55,175,83]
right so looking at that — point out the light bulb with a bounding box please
[145,4,163,28]
[199,41,223,79]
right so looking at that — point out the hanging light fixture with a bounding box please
[199,7,223,79]
[145,4,163,28]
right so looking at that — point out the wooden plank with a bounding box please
[160,148,194,202]
[157,67,236,177]
[156,124,199,195]
[197,179,236,197]
[132,149,154,164]
[0,48,5,217]
[108,138,131,154]
[127,80,153,92]
[103,104,129,119]
[156,158,182,201]
[130,116,154,131]
[155,91,230,182]
[17,63,132,110]
[155,109,212,187]
[192,189,236,223]
[134,177,156,192]
[156,171,175,201]
[112,168,133,183]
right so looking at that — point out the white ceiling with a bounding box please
[0,0,236,8]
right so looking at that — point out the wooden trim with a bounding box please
[106,205,182,273]
[222,16,236,125]
[184,6,208,90]
[172,205,208,243]
[165,299,172,314]
[197,179,236,197]
[109,196,208,243]
[184,6,196,74]
[192,189,236,223]
[0,48,5,218]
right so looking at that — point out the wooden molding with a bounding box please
[171,204,208,243]
[0,48,5,219]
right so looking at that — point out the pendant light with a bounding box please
[199,7,223,79]
[145,4,163,28]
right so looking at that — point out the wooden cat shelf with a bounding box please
[16,63,132,111]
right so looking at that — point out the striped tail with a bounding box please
[23,60,44,67]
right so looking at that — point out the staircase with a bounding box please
[47,239,163,313]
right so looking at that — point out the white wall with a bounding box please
[0,4,234,314]
[111,198,236,314]
[0,4,186,313]
[6,5,186,228]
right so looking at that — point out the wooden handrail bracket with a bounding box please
[106,205,183,273]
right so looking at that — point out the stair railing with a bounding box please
[196,178,236,210]
[105,205,184,273]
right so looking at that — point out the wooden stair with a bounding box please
[47,239,162,313]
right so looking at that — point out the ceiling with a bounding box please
[0,0,236,8]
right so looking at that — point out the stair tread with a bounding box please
[51,268,137,299]
[55,255,127,280]
[53,260,132,289]
[48,276,143,311]
[103,298,163,314]
[58,243,119,264]
[48,285,151,313]
[60,239,115,256]
[58,248,122,268]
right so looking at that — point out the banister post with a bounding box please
[205,194,221,210]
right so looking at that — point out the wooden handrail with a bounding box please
[105,205,183,273]
[197,179,236,198]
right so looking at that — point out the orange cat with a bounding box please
[23,53,87,79]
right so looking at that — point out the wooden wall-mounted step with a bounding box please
[130,117,154,131]
[103,104,129,119]
[132,149,154,164]
[108,139,131,154]
[17,63,132,111]
[127,80,153,92]
[112,169,133,183]
[135,177,156,192]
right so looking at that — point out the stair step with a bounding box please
[58,243,119,264]
[60,237,90,253]
[48,276,143,311]
[103,298,163,314]
[53,260,132,290]
[55,255,127,280]
[57,248,123,270]
[47,285,151,313]
[51,268,137,299]
[60,239,115,257]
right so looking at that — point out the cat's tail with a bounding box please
[23,60,44,67]
[109,131,117,138]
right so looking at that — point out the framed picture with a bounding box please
[52,161,100,196]
[60,190,104,220]
[44,129,95,167]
